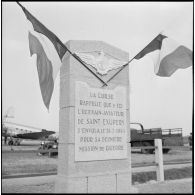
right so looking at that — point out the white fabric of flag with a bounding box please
[135,33,192,77]
[148,35,192,77]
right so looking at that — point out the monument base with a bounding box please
[55,172,138,193]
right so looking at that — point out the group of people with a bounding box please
[4,136,14,150]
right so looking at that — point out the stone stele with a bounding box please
[55,40,137,193]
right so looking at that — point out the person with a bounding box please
[9,137,14,151]
[3,127,8,145]
[37,141,45,156]
[188,133,192,147]
[4,135,7,145]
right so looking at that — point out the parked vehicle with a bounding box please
[38,123,183,156]
[130,123,183,154]
[38,140,58,157]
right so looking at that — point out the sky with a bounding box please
[2,2,193,135]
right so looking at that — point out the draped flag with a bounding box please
[17,2,68,109]
[135,33,192,77]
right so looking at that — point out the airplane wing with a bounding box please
[13,130,55,140]
[3,122,55,140]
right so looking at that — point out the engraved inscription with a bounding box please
[75,81,127,161]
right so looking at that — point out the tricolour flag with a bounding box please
[135,33,192,77]
[17,2,68,109]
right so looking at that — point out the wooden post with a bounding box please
[155,139,164,182]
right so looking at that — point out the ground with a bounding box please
[2,143,192,175]
[2,141,192,193]
[135,178,192,193]
[2,176,192,193]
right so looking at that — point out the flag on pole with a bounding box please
[135,33,192,77]
[28,32,55,109]
[17,2,68,109]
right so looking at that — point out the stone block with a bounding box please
[57,143,131,177]
[60,74,75,108]
[88,174,116,193]
[106,65,129,86]
[59,107,75,144]
[126,110,131,143]
[63,40,129,87]
[60,52,71,78]
[117,172,131,193]
[126,87,130,109]
[55,175,87,193]
[56,143,69,175]
[60,74,120,108]
[56,40,132,193]
[65,40,129,61]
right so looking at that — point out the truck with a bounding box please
[37,123,183,157]
[130,123,183,154]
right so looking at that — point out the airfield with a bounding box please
[2,139,192,193]
[2,140,192,177]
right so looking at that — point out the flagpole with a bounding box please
[101,34,160,87]
[17,2,108,86]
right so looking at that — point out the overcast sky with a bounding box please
[2,2,193,135]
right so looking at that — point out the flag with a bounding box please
[29,32,54,109]
[17,2,68,109]
[135,33,192,77]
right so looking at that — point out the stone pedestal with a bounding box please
[55,40,136,193]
